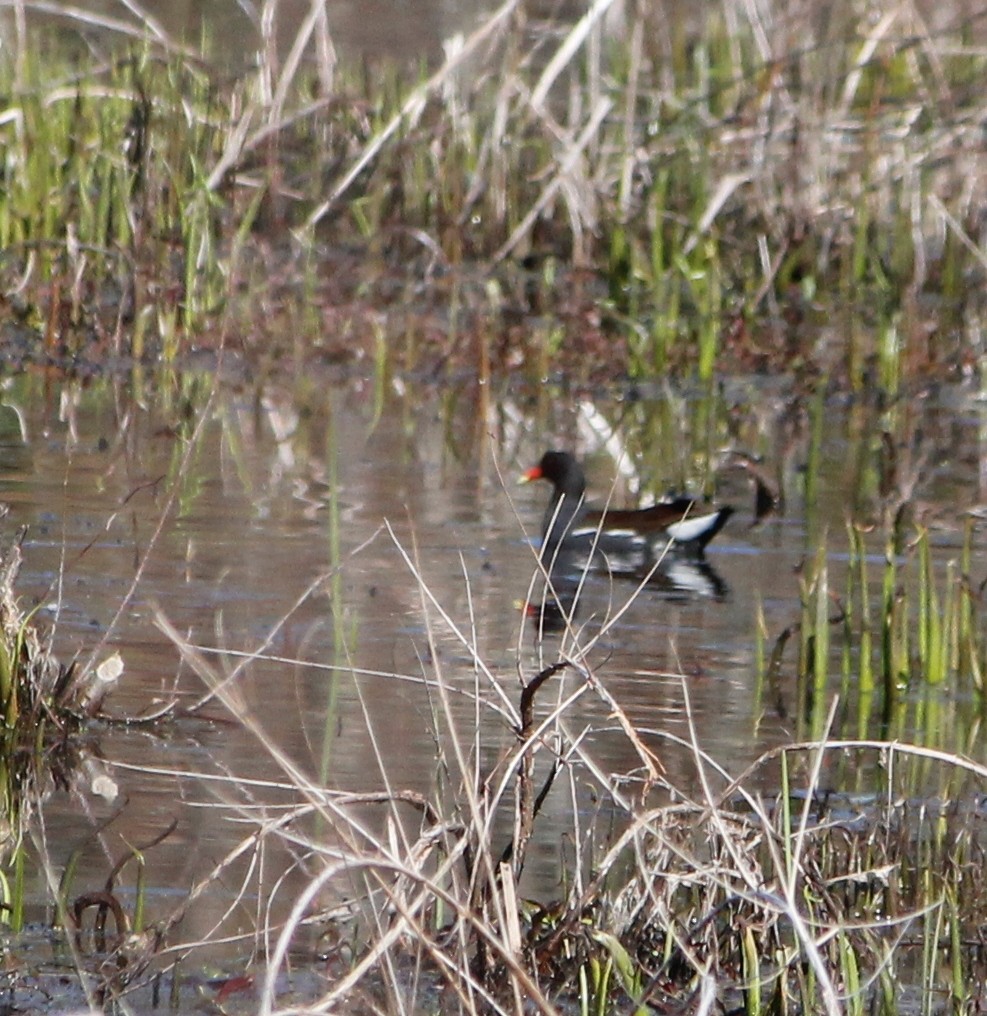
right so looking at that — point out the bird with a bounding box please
[519,450,733,561]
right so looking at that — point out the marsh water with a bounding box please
[5,367,987,995]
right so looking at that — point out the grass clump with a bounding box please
[0,523,138,929]
[0,508,198,1007]
[762,509,987,752]
[0,2,985,384]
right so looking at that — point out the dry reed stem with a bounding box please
[493,97,612,263]
[305,0,523,228]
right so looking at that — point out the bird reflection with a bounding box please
[526,538,729,637]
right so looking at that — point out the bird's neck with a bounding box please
[542,488,586,548]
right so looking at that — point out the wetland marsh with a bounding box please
[1,0,987,1011]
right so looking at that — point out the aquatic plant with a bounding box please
[0,0,984,384]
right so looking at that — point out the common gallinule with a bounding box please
[520,450,733,559]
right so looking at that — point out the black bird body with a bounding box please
[521,450,733,561]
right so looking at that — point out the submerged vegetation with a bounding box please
[0,0,987,1012]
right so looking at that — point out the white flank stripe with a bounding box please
[665,512,719,544]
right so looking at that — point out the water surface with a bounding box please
[4,370,987,997]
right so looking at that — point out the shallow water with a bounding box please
[3,369,987,1001]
